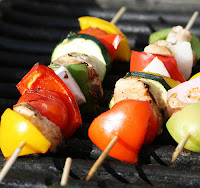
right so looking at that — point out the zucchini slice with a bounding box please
[125,71,171,90]
[51,33,111,81]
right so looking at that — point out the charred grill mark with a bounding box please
[64,72,68,78]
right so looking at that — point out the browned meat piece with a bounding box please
[166,25,192,44]
[167,93,187,117]
[144,40,173,56]
[113,77,163,135]
[13,102,63,153]
[167,88,200,116]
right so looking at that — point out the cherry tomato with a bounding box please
[88,99,151,163]
[17,63,82,139]
[130,50,185,83]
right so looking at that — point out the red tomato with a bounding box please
[17,63,82,139]
[88,99,151,163]
[130,50,185,83]
[18,88,68,132]
[78,27,122,61]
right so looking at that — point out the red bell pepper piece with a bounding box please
[88,99,151,163]
[78,27,122,61]
[17,63,82,139]
[18,88,69,133]
[130,50,186,83]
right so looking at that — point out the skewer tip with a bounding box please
[85,135,118,182]
[170,132,190,163]
[0,141,26,183]
[60,157,72,186]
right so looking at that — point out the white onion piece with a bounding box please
[143,57,171,78]
[167,76,200,104]
[55,65,86,105]
[169,41,193,80]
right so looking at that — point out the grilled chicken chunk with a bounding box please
[166,25,192,44]
[13,102,63,153]
[167,93,187,116]
[50,52,103,104]
[113,77,163,135]
[167,87,200,116]
[144,40,173,56]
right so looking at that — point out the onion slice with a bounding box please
[55,65,86,105]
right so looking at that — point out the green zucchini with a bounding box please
[125,71,171,90]
[49,63,100,113]
[51,33,111,81]
[149,28,200,60]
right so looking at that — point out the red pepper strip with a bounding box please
[130,50,186,83]
[78,27,122,61]
[17,63,82,139]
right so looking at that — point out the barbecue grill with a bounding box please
[1,0,200,187]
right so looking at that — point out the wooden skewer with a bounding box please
[60,157,72,186]
[86,135,118,182]
[86,7,126,181]
[176,11,199,43]
[0,141,26,183]
[110,6,127,25]
[171,132,190,163]
[185,11,199,31]
[171,11,199,162]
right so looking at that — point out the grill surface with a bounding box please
[1,0,200,187]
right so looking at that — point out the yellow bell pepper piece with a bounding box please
[78,16,131,62]
[145,72,180,88]
[0,108,51,158]
[190,72,200,80]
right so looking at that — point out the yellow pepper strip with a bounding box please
[0,109,51,158]
[145,72,180,88]
[190,72,200,80]
[78,16,131,62]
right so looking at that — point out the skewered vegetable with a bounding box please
[51,33,111,81]
[0,108,51,158]
[17,88,69,134]
[149,27,200,61]
[167,102,200,153]
[78,27,122,61]
[78,16,131,62]
[88,99,151,163]
[130,50,185,82]
[49,52,103,113]
[17,63,82,139]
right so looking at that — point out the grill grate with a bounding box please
[1,0,200,187]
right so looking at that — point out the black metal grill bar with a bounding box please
[0,20,70,41]
[0,36,56,54]
[0,50,50,67]
[1,152,200,188]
